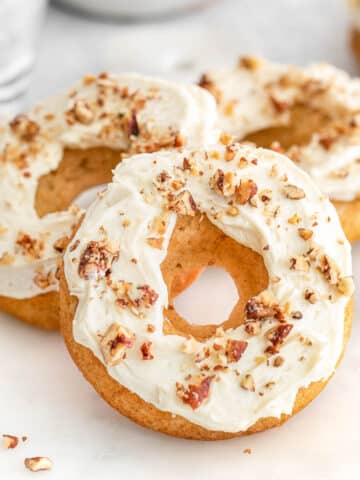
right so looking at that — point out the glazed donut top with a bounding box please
[0,73,217,299]
[64,141,352,433]
[199,57,360,201]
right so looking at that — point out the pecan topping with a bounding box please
[209,169,236,197]
[298,228,313,240]
[33,269,56,290]
[240,374,255,392]
[283,184,305,200]
[289,255,310,272]
[304,289,318,304]
[24,457,53,472]
[317,254,339,285]
[176,376,214,409]
[78,240,119,280]
[140,342,154,360]
[100,323,135,366]
[270,95,290,113]
[2,434,18,449]
[73,99,94,125]
[198,74,222,103]
[53,236,69,253]
[245,291,284,322]
[244,320,261,336]
[265,324,293,355]
[235,179,258,205]
[225,339,248,362]
[238,56,261,71]
[0,252,15,265]
[168,190,197,216]
[10,114,40,141]
[273,356,284,367]
[129,284,159,309]
[129,110,139,136]
[16,232,44,259]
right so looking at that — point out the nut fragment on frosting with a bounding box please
[100,323,135,366]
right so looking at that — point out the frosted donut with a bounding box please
[199,57,360,242]
[60,141,353,440]
[0,73,217,329]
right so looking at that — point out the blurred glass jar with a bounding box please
[0,0,47,114]
[56,0,214,18]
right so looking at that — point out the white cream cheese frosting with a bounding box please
[64,142,352,432]
[199,57,360,201]
[0,73,217,299]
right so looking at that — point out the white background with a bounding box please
[1,0,360,478]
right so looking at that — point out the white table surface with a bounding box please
[1,0,360,478]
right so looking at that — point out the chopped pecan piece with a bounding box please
[53,236,68,253]
[265,324,293,355]
[198,74,222,103]
[176,376,214,409]
[2,434,18,449]
[225,143,239,161]
[209,169,236,197]
[129,284,159,309]
[240,374,255,392]
[100,323,135,366]
[10,114,40,141]
[235,179,258,205]
[225,339,248,362]
[298,228,313,240]
[269,95,290,113]
[238,56,261,71]
[168,190,197,216]
[78,240,119,280]
[289,255,310,272]
[33,270,56,289]
[24,457,53,472]
[0,252,15,265]
[16,232,44,260]
[244,320,261,336]
[304,289,318,304]
[140,342,154,360]
[283,184,305,200]
[73,99,94,125]
[317,254,339,285]
[129,110,139,136]
[245,291,284,322]
[273,356,284,367]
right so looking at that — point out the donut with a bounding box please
[348,0,360,62]
[198,57,360,242]
[60,140,353,440]
[0,73,217,329]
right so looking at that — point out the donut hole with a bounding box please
[34,147,122,217]
[243,104,334,149]
[173,266,239,327]
[161,214,268,341]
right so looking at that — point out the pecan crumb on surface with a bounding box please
[2,434,18,449]
[225,339,248,363]
[240,374,255,392]
[265,324,293,355]
[283,184,305,200]
[176,376,214,409]
[168,190,197,216]
[235,179,258,205]
[10,114,40,141]
[78,240,119,280]
[298,228,313,240]
[100,323,135,366]
[209,169,236,197]
[337,276,354,296]
[24,457,53,472]
[140,342,154,360]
